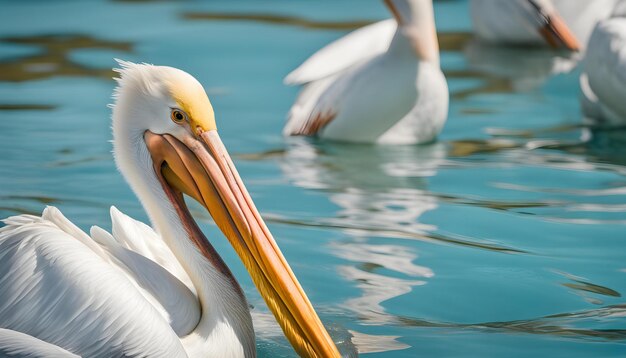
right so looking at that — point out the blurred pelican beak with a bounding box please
[525,0,580,51]
[539,13,580,51]
[144,129,340,358]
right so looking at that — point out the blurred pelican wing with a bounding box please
[284,19,396,85]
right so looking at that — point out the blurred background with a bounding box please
[0,0,625,356]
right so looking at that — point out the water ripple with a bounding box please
[395,304,626,342]
[263,213,529,254]
[0,34,132,82]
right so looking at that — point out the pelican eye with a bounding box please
[170,109,187,124]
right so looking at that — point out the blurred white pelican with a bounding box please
[551,0,617,46]
[0,61,340,358]
[581,1,626,124]
[283,0,448,145]
[463,1,616,94]
[470,0,617,51]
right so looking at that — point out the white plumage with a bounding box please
[284,19,397,86]
[0,207,191,357]
[284,0,448,145]
[0,328,79,358]
[0,61,340,358]
[581,1,626,124]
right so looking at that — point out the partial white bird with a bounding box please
[470,0,589,50]
[0,61,340,358]
[283,0,449,145]
[463,1,616,94]
[551,0,617,47]
[581,1,626,124]
[462,38,579,94]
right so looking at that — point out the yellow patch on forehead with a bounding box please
[167,72,216,132]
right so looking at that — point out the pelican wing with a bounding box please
[584,18,626,122]
[42,206,199,335]
[108,206,195,291]
[284,74,342,136]
[0,207,189,357]
[284,50,430,141]
[90,225,200,336]
[0,328,79,358]
[284,19,396,85]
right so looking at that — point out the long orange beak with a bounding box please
[524,0,580,52]
[144,129,340,358]
[539,13,580,51]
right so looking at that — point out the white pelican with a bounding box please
[0,61,340,358]
[580,1,626,124]
[283,0,449,145]
[469,0,602,51]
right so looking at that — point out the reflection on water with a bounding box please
[277,138,445,190]
[240,139,556,253]
[0,34,132,82]
[563,279,621,301]
[448,138,520,157]
[2,1,626,356]
[385,304,626,342]
[347,330,409,354]
[472,305,626,341]
[336,245,431,325]
[262,213,529,254]
[438,32,473,52]
[0,104,57,111]
[551,270,621,305]
[273,139,443,248]
[273,139,441,351]
[446,68,516,100]
[1,195,60,205]
[486,123,583,138]
[445,39,580,100]
[240,128,626,352]
[339,262,426,325]
[548,127,626,167]
[47,154,111,168]
[184,12,373,31]
[495,182,626,198]
[463,39,579,93]
[328,189,437,236]
[0,206,39,216]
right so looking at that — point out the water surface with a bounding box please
[0,0,625,357]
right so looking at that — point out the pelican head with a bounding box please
[111,60,339,357]
[518,0,580,50]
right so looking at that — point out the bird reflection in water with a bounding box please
[459,0,615,96]
[462,41,578,94]
[274,138,446,353]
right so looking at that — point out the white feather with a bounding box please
[0,328,79,358]
[0,210,187,357]
[284,19,396,85]
[108,206,195,291]
[581,12,626,123]
[89,223,200,336]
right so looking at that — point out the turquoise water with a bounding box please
[1,0,625,356]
